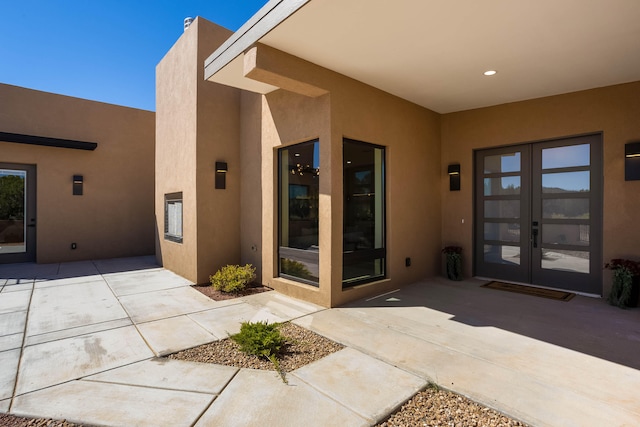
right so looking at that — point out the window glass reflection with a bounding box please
[484,245,521,265]
[484,200,520,218]
[279,141,320,285]
[541,249,589,273]
[542,199,589,219]
[484,223,520,243]
[542,171,589,193]
[484,177,521,196]
[542,144,589,169]
[0,169,26,254]
[542,224,589,246]
[484,152,521,174]
[343,140,385,286]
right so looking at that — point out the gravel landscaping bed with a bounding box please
[191,282,272,301]
[3,287,527,426]
[168,322,345,371]
[0,414,89,427]
[376,386,528,427]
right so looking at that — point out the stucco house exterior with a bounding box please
[0,83,155,264]
[155,0,640,308]
[3,0,640,310]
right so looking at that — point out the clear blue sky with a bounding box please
[0,1,269,111]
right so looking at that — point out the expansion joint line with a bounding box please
[92,261,155,353]
[189,369,242,427]
[8,276,37,412]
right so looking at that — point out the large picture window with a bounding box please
[278,141,320,285]
[343,139,385,286]
[164,192,183,243]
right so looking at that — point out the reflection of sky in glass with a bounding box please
[313,142,320,169]
[501,153,520,172]
[483,177,521,196]
[501,176,520,189]
[0,169,26,178]
[289,184,308,198]
[542,144,589,169]
[484,152,521,173]
[543,171,590,192]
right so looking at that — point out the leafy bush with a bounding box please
[280,259,315,281]
[210,264,256,293]
[231,321,288,382]
[231,321,286,358]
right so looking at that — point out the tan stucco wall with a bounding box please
[164,25,640,305]
[0,83,155,263]
[156,17,241,284]
[241,46,442,307]
[441,81,640,294]
[239,92,264,279]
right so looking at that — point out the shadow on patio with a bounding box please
[347,277,640,370]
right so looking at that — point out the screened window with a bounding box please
[164,192,183,243]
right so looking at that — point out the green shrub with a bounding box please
[231,321,286,358]
[280,258,315,281]
[210,264,256,293]
[231,321,288,383]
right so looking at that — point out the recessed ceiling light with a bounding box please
[294,153,300,157]
[483,70,497,76]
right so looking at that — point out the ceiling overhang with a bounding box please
[205,0,640,113]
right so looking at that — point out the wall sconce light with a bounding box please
[72,175,83,195]
[625,142,640,181]
[448,164,461,191]
[215,161,228,189]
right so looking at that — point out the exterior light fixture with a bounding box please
[72,175,83,195]
[215,161,228,189]
[483,70,497,76]
[448,164,461,191]
[625,142,640,181]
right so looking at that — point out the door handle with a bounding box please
[532,229,538,248]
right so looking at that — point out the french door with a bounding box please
[475,134,602,294]
[0,163,36,263]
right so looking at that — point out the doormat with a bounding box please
[481,281,575,301]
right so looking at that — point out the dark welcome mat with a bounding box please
[481,281,575,301]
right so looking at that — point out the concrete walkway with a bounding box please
[1,257,639,426]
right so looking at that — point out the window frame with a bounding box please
[342,138,387,287]
[164,192,183,243]
[277,140,320,286]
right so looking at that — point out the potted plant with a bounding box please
[604,258,640,308]
[442,246,463,281]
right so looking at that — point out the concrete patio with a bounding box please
[0,256,639,426]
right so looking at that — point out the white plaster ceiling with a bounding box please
[210,0,640,113]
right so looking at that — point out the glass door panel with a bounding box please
[532,135,601,291]
[0,164,36,263]
[475,146,530,283]
[475,135,602,294]
[0,170,26,254]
